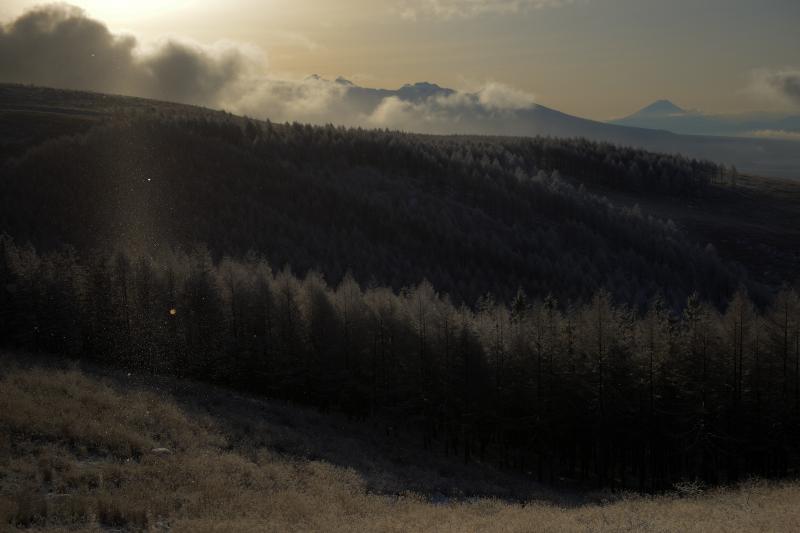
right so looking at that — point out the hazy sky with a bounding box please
[2,0,799,119]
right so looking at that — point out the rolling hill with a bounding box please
[0,84,753,308]
[3,354,798,532]
[2,84,799,307]
[2,84,800,499]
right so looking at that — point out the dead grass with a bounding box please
[1,358,799,532]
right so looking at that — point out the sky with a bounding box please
[1,0,799,120]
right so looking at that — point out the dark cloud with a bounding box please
[0,5,136,93]
[142,41,251,105]
[751,68,800,109]
[0,4,540,129]
[766,70,800,106]
[0,4,251,106]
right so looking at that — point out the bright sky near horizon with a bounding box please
[2,0,799,120]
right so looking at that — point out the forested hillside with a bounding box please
[0,85,748,308]
[2,85,800,492]
[1,240,799,490]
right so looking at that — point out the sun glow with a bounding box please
[69,1,198,25]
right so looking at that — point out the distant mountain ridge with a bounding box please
[306,77,800,179]
[629,99,688,117]
[612,99,800,142]
[396,81,456,102]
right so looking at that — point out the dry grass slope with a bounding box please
[1,359,799,532]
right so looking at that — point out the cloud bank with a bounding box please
[0,4,539,133]
[0,4,257,106]
[749,129,800,142]
[362,83,536,132]
[226,76,354,125]
[225,76,537,134]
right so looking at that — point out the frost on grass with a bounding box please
[1,363,799,532]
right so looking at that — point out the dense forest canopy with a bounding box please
[1,240,798,490]
[0,86,750,309]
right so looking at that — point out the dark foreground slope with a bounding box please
[4,84,799,308]
[2,355,799,532]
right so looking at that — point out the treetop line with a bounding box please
[2,239,798,491]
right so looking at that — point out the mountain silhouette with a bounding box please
[627,99,688,117]
[612,99,800,143]
[312,78,800,178]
